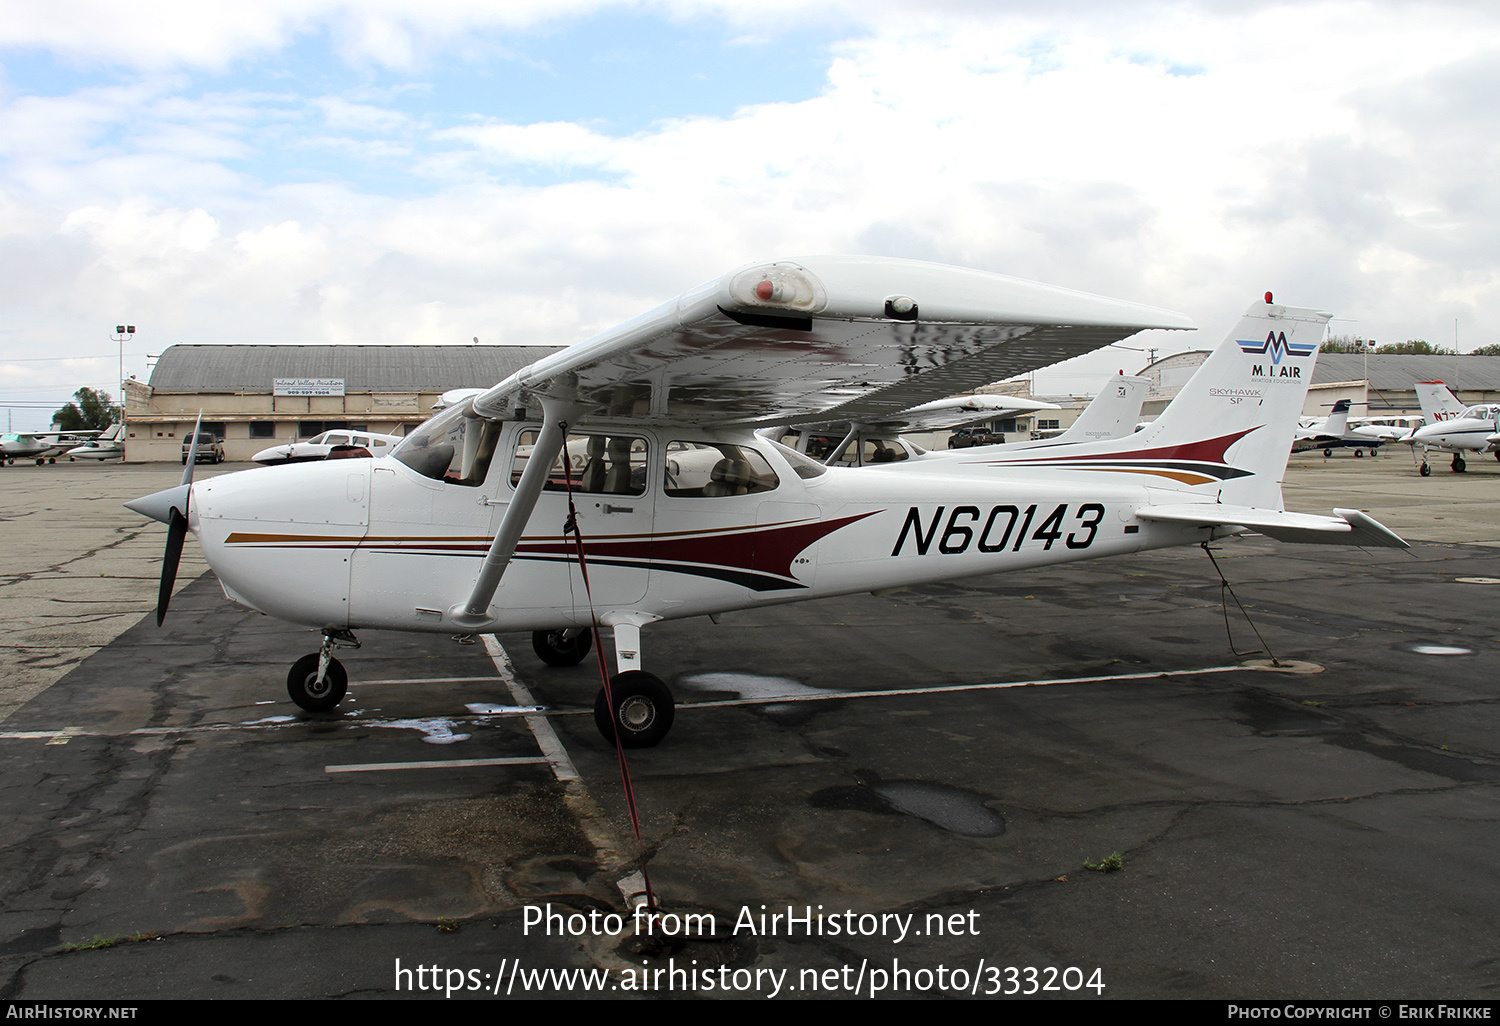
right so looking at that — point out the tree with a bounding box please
[1469,344,1500,356]
[1373,339,1458,355]
[53,388,119,432]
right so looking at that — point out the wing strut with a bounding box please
[449,397,592,630]
[824,423,861,466]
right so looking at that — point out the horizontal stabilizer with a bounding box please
[1137,504,1409,549]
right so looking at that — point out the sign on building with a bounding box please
[274,378,346,397]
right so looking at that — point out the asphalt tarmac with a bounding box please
[0,453,1496,1000]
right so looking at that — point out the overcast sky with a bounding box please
[3,0,1497,430]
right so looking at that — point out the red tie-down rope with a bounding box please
[558,428,658,913]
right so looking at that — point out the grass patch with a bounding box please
[1083,851,1126,873]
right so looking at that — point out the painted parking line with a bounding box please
[325,756,552,774]
[0,707,547,742]
[671,664,1252,710]
[0,664,1263,742]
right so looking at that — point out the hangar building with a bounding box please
[1138,352,1500,419]
[123,344,562,462]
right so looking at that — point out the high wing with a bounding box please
[471,256,1193,428]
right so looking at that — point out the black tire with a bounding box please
[532,628,592,667]
[1453,456,1467,473]
[594,671,674,748]
[287,653,348,712]
[1354,449,1364,458]
[1420,463,1432,477]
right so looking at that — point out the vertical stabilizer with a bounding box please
[1124,297,1331,508]
[1413,381,1464,423]
[1055,373,1149,444]
[1323,398,1351,437]
[954,297,1330,512]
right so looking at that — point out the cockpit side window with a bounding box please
[509,431,649,496]
[664,441,780,497]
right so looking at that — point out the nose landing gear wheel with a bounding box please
[1452,455,1467,473]
[1420,462,1431,476]
[288,654,348,711]
[594,671,674,748]
[532,628,593,667]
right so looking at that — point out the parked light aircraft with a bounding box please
[124,258,1406,747]
[1292,399,1352,454]
[252,429,403,465]
[1345,415,1420,449]
[941,371,1150,453]
[1,429,101,465]
[769,393,1061,466]
[65,424,124,460]
[808,372,1148,466]
[1405,380,1499,474]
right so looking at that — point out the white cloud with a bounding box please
[5,1,1500,425]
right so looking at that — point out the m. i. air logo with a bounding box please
[1238,330,1316,379]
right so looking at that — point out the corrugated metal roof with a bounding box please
[1313,354,1500,391]
[148,345,565,393]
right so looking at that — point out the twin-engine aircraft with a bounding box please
[1406,380,1500,474]
[125,257,1406,747]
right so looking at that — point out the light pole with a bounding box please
[111,324,135,423]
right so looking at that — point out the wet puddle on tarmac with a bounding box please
[1399,642,1475,656]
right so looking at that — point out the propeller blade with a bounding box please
[157,507,188,626]
[181,410,204,486]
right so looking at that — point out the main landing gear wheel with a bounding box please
[532,628,593,667]
[1420,462,1431,476]
[594,671,674,748]
[1452,455,1467,473]
[287,653,348,712]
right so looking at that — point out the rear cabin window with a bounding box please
[664,442,779,497]
[510,431,648,496]
[829,437,908,466]
[768,440,828,479]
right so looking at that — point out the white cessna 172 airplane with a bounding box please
[125,257,1406,747]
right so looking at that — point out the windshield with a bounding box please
[392,401,502,485]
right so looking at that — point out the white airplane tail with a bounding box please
[1323,399,1351,437]
[954,296,1401,547]
[1413,381,1464,423]
[1054,373,1149,443]
[1121,296,1329,508]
